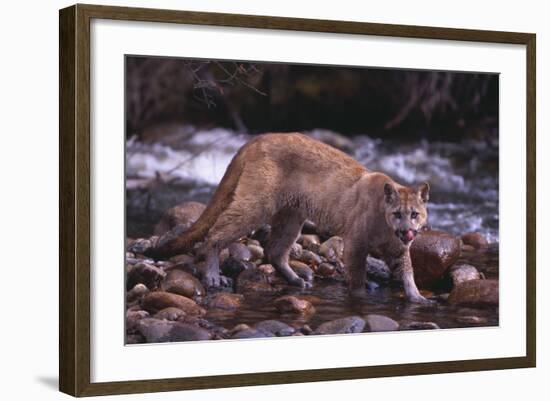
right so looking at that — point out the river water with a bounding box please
[126,127,499,331]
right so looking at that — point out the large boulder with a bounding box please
[410,230,461,288]
[154,201,206,236]
[448,279,499,307]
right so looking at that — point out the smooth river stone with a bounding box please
[141,291,206,316]
[313,316,366,335]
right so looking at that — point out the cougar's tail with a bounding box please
[152,149,245,258]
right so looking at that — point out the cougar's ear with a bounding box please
[417,182,430,203]
[384,182,398,204]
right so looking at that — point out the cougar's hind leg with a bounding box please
[266,208,310,288]
[201,199,267,288]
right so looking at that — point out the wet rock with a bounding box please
[298,249,323,267]
[300,324,313,335]
[299,234,321,252]
[461,244,476,253]
[127,238,156,255]
[126,283,150,303]
[221,257,255,279]
[169,322,212,342]
[290,243,303,259]
[400,321,441,330]
[319,236,344,262]
[141,291,206,316]
[246,238,261,247]
[364,314,399,332]
[258,264,276,275]
[229,323,251,336]
[247,244,265,261]
[136,318,173,342]
[410,230,461,288]
[235,268,277,293]
[251,224,271,247]
[301,220,319,235]
[449,264,481,286]
[231,328,274,339]
[228,242,252,261]
[137,318,211,342]
[456,315,488,325]
[366,256,392,283]
[127,262,166,290]
[313,316,366,335]
[126,333,145,344]
[209,293,244,310]
[448,279,499,306]
[461,232,489,250]
[255,320,296,336]
[161,269,205,299]
[274,296,315,315]
[289,260,314,282]
[154,201,206,236]
[317,262,336,277]
[154,307,187,321]
[126,309,150,332]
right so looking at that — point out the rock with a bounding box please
[410,230,461,288]
[137,318,211,342]
[461,244,476,253]
[366,256,391,283]
[221,257,255,279]
[364,314,399,332]
[136,318,173,342]
[229,323,251,336]
[290,243,303,259]
[127,238,155,255]
[317,262,336,277]
[449,264,481,286]
[319,236,344,262]
[300,324,313,335]
[251,224,271,247]
[299,234,321,252]
[301,220,319,235]
[246,239,261,247]
[126,262,166,290]
[258,264,276,275]
[461,232,489,250]
[154,307,187,321]
[126,333,145,344]
[298,249,322,267]
[247,244,265,261]
[456,315,488,325]
[126,309,149,332]
[289,260,314,282]
[255,320,296,336]
[313,316,366,335]
[141,291,206,316]
[235,268,277,293]
[400,321,441,330]
[153,201,206,236]
[126,283,150,303]
[228,242,252,261]
[231,328,274,339]
[209,293,244,310]
[448,279,499,306]
[161,269,205,299]
[168,322,212,342]
[274,296,315,315]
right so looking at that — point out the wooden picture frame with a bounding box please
[59,3,536,397]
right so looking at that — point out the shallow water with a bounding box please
[205,246,499,332]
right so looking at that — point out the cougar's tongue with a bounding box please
[404,229,415,242]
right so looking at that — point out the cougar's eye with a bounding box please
[411,211,419,219]
[393,211,402,219]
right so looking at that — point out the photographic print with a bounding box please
[124,57,499,344]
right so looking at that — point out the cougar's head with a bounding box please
[383,182,429,245]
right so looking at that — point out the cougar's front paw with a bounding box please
[408,295,436,305]
[290,277,312,289]
[202,272,230,288]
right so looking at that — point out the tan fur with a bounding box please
[151,133,431,303]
